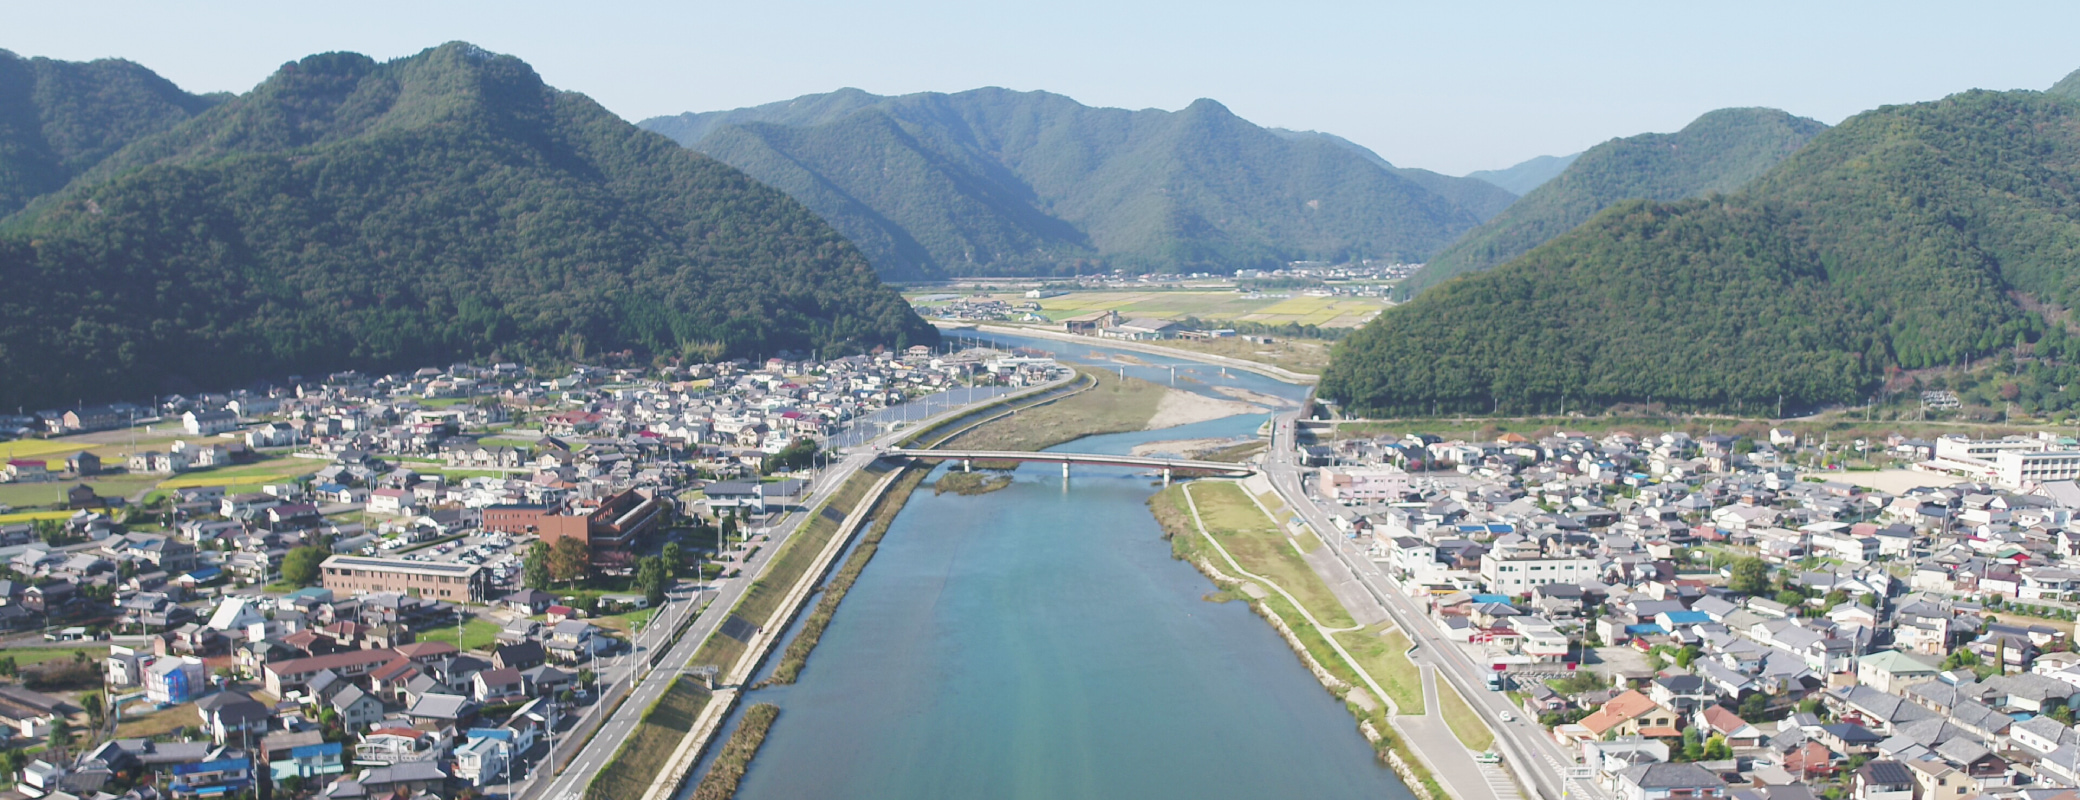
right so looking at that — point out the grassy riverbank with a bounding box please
[692,703,779,800]
[940,367,1166,452]
[687,464,890,675]
[764,467,929,685]
[584,677,711,800]
[1149,483,1449,800]
[932,471,1012,496]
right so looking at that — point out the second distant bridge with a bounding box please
[881,447,1256,481]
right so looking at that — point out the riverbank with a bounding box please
[691,703,778,800]
[1148,481,1449,800]
[939,367,1167,451]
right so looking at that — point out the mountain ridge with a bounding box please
[641,88,1514,279]
[0,43,933,409]
[1397,107,1827,297]
[1322,88,2077,417]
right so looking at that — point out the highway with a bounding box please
[1259,411,1599,800]
[526,372,1075,800]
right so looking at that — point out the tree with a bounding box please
[1728,557,1771,595]
[1674,646,1698,669]
[762,438,819,475]
[661,542,683,579]
[637,556,668,608]
[82,693,102,729]
[1680,728,1703,762]
[281,545,325,586]
[524,540,555,589]
[523,541,554,591]
[46,716,69,760]
[1739,692,1770,721]
[1774,589,1806,609]
[549,537,590,586]
[1704,734,1731,760]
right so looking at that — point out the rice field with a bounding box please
[1030,291,1386,327]
[914,290,1389,328]
[156,456,326,489]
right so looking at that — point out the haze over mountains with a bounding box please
[1399,108,1828,296]
[640,89,1516,280]
[0,43,932,410]
[1322,78,2080,417]
[1465,153,1580,196]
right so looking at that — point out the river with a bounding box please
[687,332,1415,800]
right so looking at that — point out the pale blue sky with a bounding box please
[10,1,2077,174]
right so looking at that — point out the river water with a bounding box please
[697,333,1415,800]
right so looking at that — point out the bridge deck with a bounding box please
[883,448,1254,475]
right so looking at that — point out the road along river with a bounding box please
[680,334,1414,800]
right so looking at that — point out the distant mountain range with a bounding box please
[1398,108,1827,296]
[1465,153,1580,196]
[0,43,932,410]
[1322,82,2080,417]
[640,89,1515,280]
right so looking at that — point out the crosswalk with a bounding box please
[1478,763,1524,800]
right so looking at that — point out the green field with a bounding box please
[415,618,501,651]
[913,289,1388,328]
[157,456,326,489]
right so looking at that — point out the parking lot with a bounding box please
[371,529,529,590]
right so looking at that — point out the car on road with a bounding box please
[1498,711,1515,722]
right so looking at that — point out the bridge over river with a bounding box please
[881,447,1255,481]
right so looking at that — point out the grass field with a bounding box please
[1334,626,1424,715]
[584,676,712,800]
[1185,482,1354,627]
[984,290,1388,328]
[938,368,1166,452]
[593,607,659,636]
[0,474,161,508]
[414,618,501,651]
[1436,677,1495,750]
[0,647,109,667]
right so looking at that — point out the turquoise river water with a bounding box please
[686,333,1417,800]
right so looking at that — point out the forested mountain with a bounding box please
[1322,88,2080,417]
[1465,152,1579,196]
[0,43,933,410]
[640,90,1513,279]
[1399,108,1826,296]
[0,49,219,216]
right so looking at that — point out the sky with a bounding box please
[10,1,2080,175]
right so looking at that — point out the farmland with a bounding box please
[914,289,1389,328]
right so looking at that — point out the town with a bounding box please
[0,344,1060,799]
[1308,423,2080,800]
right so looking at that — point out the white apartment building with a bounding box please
[1479,551,1598,594]
[1994,449,2080,489]
[1319,466,1415,505]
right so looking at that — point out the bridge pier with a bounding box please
[962,459,971,473]
[1163,468,1172,486]
[1062,461,1070,478]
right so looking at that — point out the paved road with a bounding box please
[528,375,1072,800]
[1259,412,1597,800]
